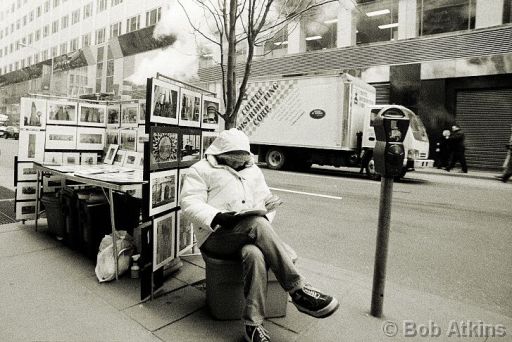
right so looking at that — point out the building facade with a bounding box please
[198,0,512,170]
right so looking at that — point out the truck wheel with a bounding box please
[365,158,381,181]
[265,149,286,170]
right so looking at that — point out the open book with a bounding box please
[234,208,268,217]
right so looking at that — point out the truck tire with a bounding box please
[265,148,287,170]
[365,158,381,181]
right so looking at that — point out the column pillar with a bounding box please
[287,19,306,54]
[475,0,504,28]
[398,0,417,40]
[337,0,356,47]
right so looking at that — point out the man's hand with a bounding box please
[264,194,283,212]
[211,212,243,230]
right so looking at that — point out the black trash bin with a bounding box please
[77,189,111,260]
[60,187,80,250]
[41,193,66,239]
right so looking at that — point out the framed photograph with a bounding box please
[150,126,179,170]
[45,125,77,150]
[123,151,139,167]
[113,150,126,166]
[78,102,107,127]
[17,162,37,181]
[138,100,146,124]
[106,129,120,146]
[103,144,119,164]
[43,152,63,165]
[16,182,39,201]
[107,104,121,128]
[202,131,219,157]
[176,210,194,256]
[180,88,201,127]
[137,125,146,152]
[149,169,178,217]
[62,152,80,165]
[201,96,220,129]
[153,211,176,271]
[16,201,37,221]
[20,97,47,130]
[120,129,137,151]
[134,152,143,170]
[18,130,45,162]
[179,129,202,167]
[150,78,179,125]
[46,99,78,125]
[81,153,98,165]
[121,103,139,128]
[76,127,105,150]
[43,176,64,193]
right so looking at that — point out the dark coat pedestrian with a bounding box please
[498,125,512,182]
[446,124,468,173]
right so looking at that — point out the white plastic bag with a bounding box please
[95,231,135,283]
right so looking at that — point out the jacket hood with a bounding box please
[205,128,251,155]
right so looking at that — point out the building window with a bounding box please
[28,33,33,44]
[15,40,19,50]
[82,32,91,47]
[44,1,50,13]
[97,0,107,12]
[126,15,140,33]
[106,46,114,92]
[110,21,121,37]
[111,0,122,6]
[96,46,104,92]
[23,15,27,26]
[42,49,48,60]
[27,56,32,65]
[22,37,26,45]
[145,7,161,26]
[36,6,41,17]
[51,46,58,57]
[43,25,49,37]
[60,42,67,55]
[61,15,69,29]
[53,0,60,8]
[355,0,399,45]
[83,2,93,19]
[29,10,34,21]
[34,53,39,63]
[21,60,25,68]
[52,20,59,34]
[72,9,80,24]
[16,19,20,30]
[35,29,41,41]
[263,26,288,56]
[70,37,79,51]
[15,62,19,70]
[418,0,476,36]
[96,27,106,44]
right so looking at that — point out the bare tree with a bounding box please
[177,0,337,128]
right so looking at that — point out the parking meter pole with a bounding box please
[371,176,394,318]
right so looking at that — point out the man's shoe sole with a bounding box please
[293,298,340,318]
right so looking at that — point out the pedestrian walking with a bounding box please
[497,125,512,182]
[435,129,451,168]
[445,124,468,173]
[180,128,339,342]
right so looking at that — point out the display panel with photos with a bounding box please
[78,103,107,127]
[103,144,119,164]
[150,126,179,170]
[44,152,63,165]
[16,201,37,221]
[121,103,139,127]
[137,125,145,152]
[179,88,201,127]
[81,153,98,165]
[47,99,78,125]
[17,162,37,181]
[150,78,179,125]
[107,104,121,127]
[18,130,45,162]
[76,127,105,150]
[201,95,220,129]
[62,152,80,165]
[176,210,194,256]
[20,97,47,129]
[120,129,137,151]
[139,100,146,124]
[45,125,77,150]
[149,169,178,216]
[16,181,39,201]
[179,129,202,167]
[201,131,219,157]
[153,211,176,271]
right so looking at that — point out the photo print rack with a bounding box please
[140,73,220,300]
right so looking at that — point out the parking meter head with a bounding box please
[373,107,410,177]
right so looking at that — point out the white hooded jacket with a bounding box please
[179,129,274,247]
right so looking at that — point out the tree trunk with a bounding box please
[224,0,238,129]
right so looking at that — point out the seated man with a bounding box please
[180,128,339,342]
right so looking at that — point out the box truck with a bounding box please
[236,73,433,179]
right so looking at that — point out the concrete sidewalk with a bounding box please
[1,220,510,342]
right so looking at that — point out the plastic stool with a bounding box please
[201,244,297,320]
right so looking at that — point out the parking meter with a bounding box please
[373,107,410,177]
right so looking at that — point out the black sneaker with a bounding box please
[245,325,271,342]
[291,284,339,318]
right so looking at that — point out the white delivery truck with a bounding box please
[236,72,433,179]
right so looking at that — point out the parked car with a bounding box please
[4,126,19,139]
[0,126,7,138]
